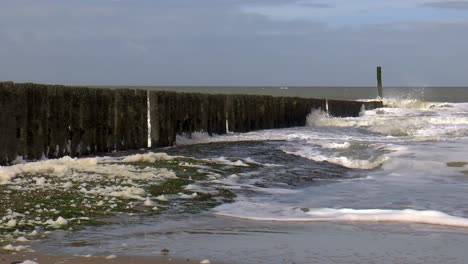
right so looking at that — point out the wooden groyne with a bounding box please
[0,82,383,165]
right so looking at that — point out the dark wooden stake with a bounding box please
[377,66,383,98]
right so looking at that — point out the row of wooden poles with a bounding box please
[0,82,383,165]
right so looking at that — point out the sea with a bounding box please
[3,86,468,263]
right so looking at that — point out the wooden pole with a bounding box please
[377,66,383,98]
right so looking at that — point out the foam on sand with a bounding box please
[2,244,31,252]
[20,260,39,264]
[0,156,98,184]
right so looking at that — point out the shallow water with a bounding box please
[0,89,468,263]
[39,214,468,264]
[26,96,468,263]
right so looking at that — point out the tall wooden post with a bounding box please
[377,66,383,98]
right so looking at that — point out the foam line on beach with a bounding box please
[0,152,180,184]
[215,208,468,228]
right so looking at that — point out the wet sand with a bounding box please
[1,252,214,264]
[27,214,468,264]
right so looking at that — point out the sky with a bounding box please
[1,0,468,86]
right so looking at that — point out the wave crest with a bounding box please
[283,149,386,170]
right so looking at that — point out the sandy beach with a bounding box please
[1,252,214,264]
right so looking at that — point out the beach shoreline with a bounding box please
[0,251,216,264]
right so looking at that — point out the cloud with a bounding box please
[0,0,467,86]
[241,0,468,25]
[298,2,332,8]
[422,1,468,9]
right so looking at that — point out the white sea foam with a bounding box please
[209,157,250,167]
[2,244,30,252]
[121,152,175,163]
[382,98,443,109]
[16,236,29,242]
[67,163,176,182]
[34,177,46,185]
[176,132,216,145]
[0,153,177,184]
[144,197,155,207]
[319,142,351,149]
[6,219,17,227]
[215,207,468,228]
[155,195,169,202]
[20,260,39,264]
[175,129,303,145]
[283,149,386,170]
[0,156,98,184]
[306,105,468,139]
[175,102,454,145]
[242,157,262,165]
[85,186,147,200]
[306,109,332,127]
[43,216,68,228]
[179,192,198,199]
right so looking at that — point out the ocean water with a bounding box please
[3,87,468,263]
[99,86,468,102]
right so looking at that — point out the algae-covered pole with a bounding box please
[377,66,383,98]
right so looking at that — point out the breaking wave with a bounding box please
[283,149,386,170]
[306,103,468,138]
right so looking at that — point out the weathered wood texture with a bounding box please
[0,83,148,164]
[1,82,382,165]
[377,66,383,98]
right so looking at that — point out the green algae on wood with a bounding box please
[446,162,468,167]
